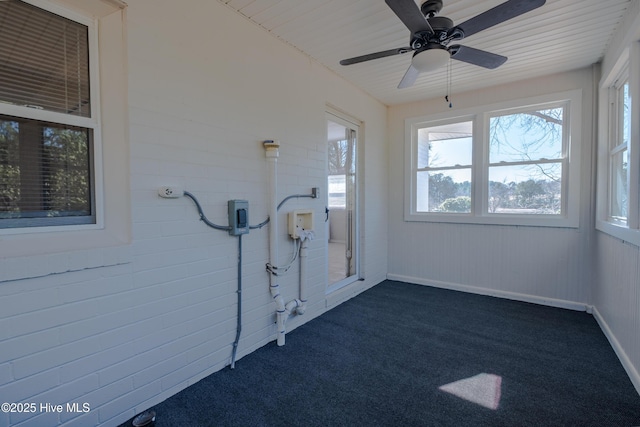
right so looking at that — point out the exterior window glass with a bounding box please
[0,115,93,227]
[416,121,473,213]
[406,91,580,227]
[488,107,565,215]
[608,81,630,223]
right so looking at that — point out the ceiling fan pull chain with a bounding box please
[446,58,453,108]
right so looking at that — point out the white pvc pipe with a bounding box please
[297,236,309,315]
[264,141,287,346]
[264,141,314,345]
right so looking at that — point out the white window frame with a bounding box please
[404,90,582,228]
[597,41,640,246]
[0,0,103,234]
[0,0,130,268]
[607,75,630,225]
[414,117,474,214]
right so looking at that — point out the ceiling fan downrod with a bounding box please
[420,0,443,18]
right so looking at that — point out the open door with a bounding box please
[326,111,359,291]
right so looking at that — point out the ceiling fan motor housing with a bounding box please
[411,15,454,49]
[420,0,443,17]
[427,16,453,31]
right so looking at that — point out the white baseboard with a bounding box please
[592,307,640,396]
[386,274,590,312]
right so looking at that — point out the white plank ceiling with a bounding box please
[217,0,631,106]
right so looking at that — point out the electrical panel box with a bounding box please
[228,200,249,236]
[288,209,314,239]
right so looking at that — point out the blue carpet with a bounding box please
[120,280,640,426]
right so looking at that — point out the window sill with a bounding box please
[405,212,579,228]
[596,220,640,247]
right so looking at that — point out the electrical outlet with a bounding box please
[158,186,182,198]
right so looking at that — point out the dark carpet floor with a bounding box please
[120,280,640,427]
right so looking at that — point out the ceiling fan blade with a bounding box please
[452,0,545,39]
[398,64,420,89]
[385,0,434,35]
[449,45,507,69]
[340,47,412,66]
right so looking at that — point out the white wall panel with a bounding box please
[593,233,640,392]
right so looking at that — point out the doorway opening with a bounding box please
[326,111,360,292]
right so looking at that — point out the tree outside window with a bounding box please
[409,96,576,225]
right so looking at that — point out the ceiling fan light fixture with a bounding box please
[339,0,547,89]
[411,48,450,72]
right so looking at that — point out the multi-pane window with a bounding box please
[0,0,96,229]
[596,43,640,245]
[608,80,630,223]
[406,92,580,227]
[488,107,565,215]
[416,121,472,213]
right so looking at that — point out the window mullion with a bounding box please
[610,142,628,155]
[489,158,563,167]
[0,104,97,128]
[473,113,486,216]
[418,164,472,172]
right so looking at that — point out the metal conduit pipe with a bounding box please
[185,191,270,368]
[230,234,242,369]
[277,193,315,211]
[183,191,231,231]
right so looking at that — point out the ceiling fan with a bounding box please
[339,0,546,89]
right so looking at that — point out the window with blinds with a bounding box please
[0,0,90,116]
[0,0,95,229]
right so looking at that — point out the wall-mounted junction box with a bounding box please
[228,200,249,236]
[288,209,314,239]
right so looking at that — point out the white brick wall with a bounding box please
[0,0,388,426]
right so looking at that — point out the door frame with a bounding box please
[325,108,362,294]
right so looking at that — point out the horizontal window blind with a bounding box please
[0,0,90,117]
[0,115,93,226]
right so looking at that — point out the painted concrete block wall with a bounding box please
[387,68,597,309]
[0,1,388,426]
